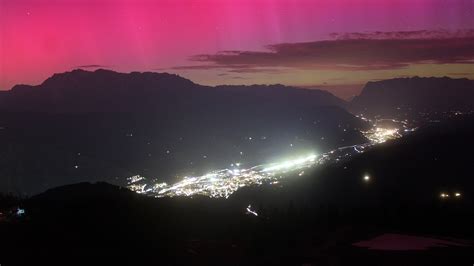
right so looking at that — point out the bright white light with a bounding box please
[16,208,25,216]
[263,154,317,173]
[141,153,318,198]
[246,205,258,216]
[363,175,370,181]
[153,182,168,189]
[455,192,461,197]
[362,126,402,144]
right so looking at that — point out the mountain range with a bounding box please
[0,70,473,194]
[0,69,346,113]
[1,70,472,117]
[0,69,364,194]
[351,76,474,116]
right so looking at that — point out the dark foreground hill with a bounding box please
[351,77,474,116]
[1,116,473,265]
[0,70,368,195]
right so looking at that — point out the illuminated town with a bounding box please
[128,119,413,198]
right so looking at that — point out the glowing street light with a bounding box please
[455,192,461,197]
[363,175,370,182]
[246,204,258,216]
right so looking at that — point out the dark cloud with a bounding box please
[175,30,474,72]
[75,64,109,69]
[173,64,290,73]
[328,29,474,40]
[448,72,474,76]
[171,65,229,71]
[227,68,289,74]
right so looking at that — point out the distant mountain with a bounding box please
[0,69,346,113]
[0,69,367,195]
[351,77,474,116]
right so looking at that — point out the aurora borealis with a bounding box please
[1,0,473,98]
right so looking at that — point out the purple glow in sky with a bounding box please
[1,0,473,98]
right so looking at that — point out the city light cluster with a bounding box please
[362,127,401,144]
[129,154,320,198]
[127,120,416,199]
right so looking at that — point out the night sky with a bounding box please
[1,0,473,99]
